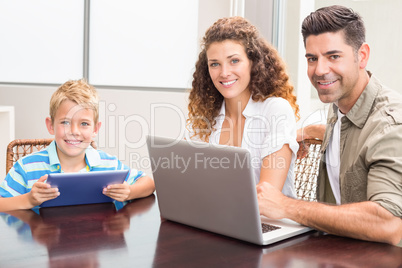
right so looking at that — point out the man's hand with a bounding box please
[256,182,288,219]
[297,124,326,142]
[297,141,311,159]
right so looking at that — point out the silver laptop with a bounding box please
[147,135,312,245]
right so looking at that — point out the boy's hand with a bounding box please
[103,181,131,202]
[28,175,60,206]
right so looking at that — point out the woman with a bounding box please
[186,17,299,197]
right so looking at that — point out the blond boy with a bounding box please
[0,79,154,212]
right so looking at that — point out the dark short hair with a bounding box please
[301,5,365,52]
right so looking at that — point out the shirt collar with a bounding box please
[218,100,226,117]
[218,95,254,118]
[242,95,257,118]
[47,141,60,167]
[46,140,101,170]
[346,74,380,128]
[85,145,101,168]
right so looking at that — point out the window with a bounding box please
[0,0,199,89]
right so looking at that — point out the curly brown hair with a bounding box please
[187,16,299,142]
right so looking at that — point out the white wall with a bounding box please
[283,0,402,129]
[314,0,402,91]
[3,1,400,178]
[0,0,232,178]
[0,83,192,179]
[283,0,327,129]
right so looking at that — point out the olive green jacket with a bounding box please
[318,74,402,217]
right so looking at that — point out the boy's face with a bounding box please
[46,99,100,162]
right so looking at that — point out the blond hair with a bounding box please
[49,79,99,124]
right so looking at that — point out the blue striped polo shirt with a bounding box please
[0,141,145,197]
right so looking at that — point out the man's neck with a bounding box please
[337,70,370,114]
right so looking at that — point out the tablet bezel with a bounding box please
[40,170,129,208]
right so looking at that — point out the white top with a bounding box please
[326,109,344,205]
[188,96,298,198]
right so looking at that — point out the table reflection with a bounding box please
[260,233,402,268]
[40,203,127,256]
[153,219,264,267]
[1,194,400,268]
[152,218,401,268]
[2,195,156,267]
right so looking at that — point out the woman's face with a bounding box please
[206,40,252,101]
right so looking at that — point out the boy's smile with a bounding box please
[46,99,100,168]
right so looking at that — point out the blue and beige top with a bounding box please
[0,141,144,197]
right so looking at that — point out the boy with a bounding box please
[0,79,155,212]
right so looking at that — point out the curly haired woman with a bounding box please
[186,17,299,197]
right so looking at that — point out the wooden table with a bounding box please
[0,194,400,267]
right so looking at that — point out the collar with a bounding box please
[345,74,380,128]
[218,95,254,118]
[217,100,226,117]
[242,95,257,118]
[47,141,101,171]
[47,141,61,168]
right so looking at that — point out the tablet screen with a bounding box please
[41,170,129,208]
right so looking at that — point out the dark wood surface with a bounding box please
[0,194,401,268]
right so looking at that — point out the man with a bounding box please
[257,5,402,245]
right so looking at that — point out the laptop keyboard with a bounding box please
[261,223,281,233]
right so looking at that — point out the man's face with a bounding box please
[305,31,362,112]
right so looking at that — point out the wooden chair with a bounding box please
[6,139,53,174]
[294,139,323,202]
[5,139,98,175]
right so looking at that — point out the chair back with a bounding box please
[6,139,53,175]
[294,139,323,202]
